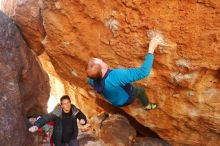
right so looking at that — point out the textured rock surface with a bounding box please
[90,113,136,146]
[0,11,49,146]
[1,0,220,145]
[1,0,46,55]
[84,113,169,146]
[133,137,170,146]
[78,131,105,146]
[78,113,170,146]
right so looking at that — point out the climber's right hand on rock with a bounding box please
[148,38,159,54]
[29,125,38,133]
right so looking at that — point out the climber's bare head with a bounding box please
[86,58,103,80]
[60,95,71,113]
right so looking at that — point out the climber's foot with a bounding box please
[144,103,158,110]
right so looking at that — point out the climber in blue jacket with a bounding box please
[86,38,159,110]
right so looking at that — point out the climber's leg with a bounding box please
[133,86,148,106]
[133,86,157,110]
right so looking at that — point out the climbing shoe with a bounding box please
[144,103,158,110]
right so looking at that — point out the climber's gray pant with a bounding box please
[61,139,79,146]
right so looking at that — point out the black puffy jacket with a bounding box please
[35,104,87,146]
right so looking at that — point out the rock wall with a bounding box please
[1,0,220,145]
[79,113,169,146]
[0,11,50,146]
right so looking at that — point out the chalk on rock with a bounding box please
[147,30,166,46]
[176,58,191,68]
[147,29,176,48]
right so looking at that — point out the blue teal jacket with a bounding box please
[88,53,154,107]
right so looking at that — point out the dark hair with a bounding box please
[60,95,71,103]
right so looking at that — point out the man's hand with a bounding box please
[29,126,38,133]
[79,119,86,125]
[148,38,160,54]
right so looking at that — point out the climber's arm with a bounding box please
[109,39,158,86]
[110,53,154,86]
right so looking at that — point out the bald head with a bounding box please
[86,58,103,80]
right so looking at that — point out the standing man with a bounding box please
[86,38,159,110]
[29,95,87,146]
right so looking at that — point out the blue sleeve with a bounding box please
[87,78,94,86]
[109,53,154,86]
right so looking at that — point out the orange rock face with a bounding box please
[1,0,220,145]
